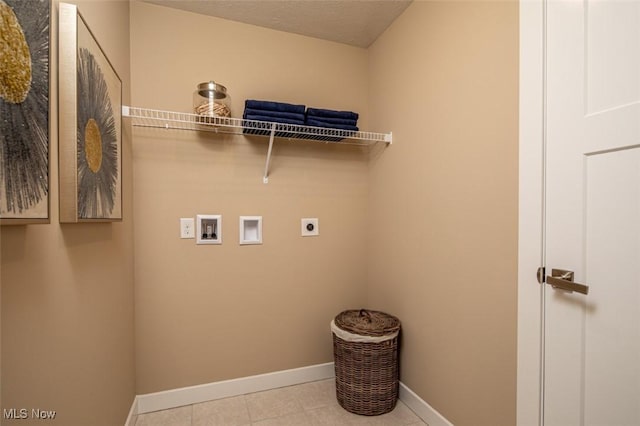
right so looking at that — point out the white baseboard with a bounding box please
[136,362,335,414]
[399,382,454,426]
[123,396,138,426]
[126,362,453,426]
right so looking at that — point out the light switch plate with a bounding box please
[180,217,195,239]
[301,218,319,236]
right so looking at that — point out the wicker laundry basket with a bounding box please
[332,309,401,416]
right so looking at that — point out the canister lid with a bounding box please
[197,81,228,99]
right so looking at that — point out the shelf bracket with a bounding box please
[263,123,277,184]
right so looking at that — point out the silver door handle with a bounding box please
[546,269,589,295]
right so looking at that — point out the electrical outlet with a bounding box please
[180,218,195,239]
[301,218,319,236]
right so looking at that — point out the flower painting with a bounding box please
[76,46,119,218]
[59,3,121,222]
[0,0,50,223]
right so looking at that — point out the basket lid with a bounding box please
[334,309,400,337]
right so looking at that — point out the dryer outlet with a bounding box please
[301,218,319,236]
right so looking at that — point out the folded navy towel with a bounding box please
[243,108,305,122]
[243,114,305,125]
[305,118,359,132]
[245,100,306,114]
[306,107,359,121]
[304,115,358,126]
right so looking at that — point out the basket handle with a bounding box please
[359,309,372,322]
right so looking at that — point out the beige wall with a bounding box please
[367,2,519,425]
[2,2,519,424]
[1,1,134,425]
[130,2,370,394]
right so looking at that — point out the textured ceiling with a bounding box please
[143,0,412,48]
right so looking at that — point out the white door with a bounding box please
[544,1,640,424]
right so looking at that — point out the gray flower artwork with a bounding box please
[0,0,49,219]
[77,47,118,218]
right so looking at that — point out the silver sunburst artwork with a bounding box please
[0,0,50,223]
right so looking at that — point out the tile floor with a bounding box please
[134,379,427,426]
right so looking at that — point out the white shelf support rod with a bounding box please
[263,123,277,184]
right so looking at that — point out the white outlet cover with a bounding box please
[301,218,319,236]
[180,217,195,239]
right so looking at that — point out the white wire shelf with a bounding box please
[122,106,392,146]
[122,106,392,183]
